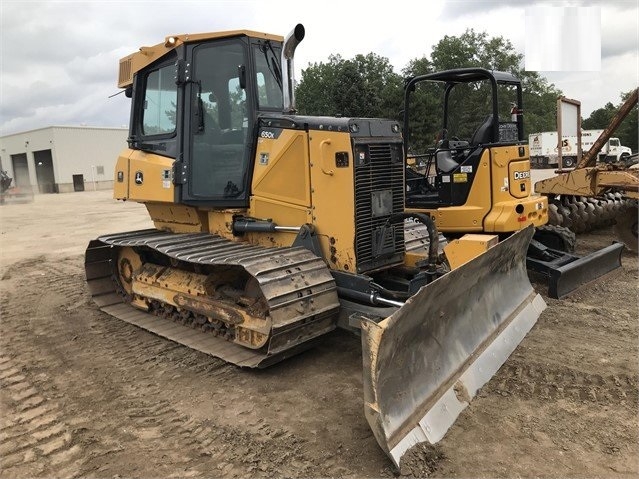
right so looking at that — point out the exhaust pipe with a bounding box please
[282,24,305,114]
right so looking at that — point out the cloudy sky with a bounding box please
[1,0,637,136]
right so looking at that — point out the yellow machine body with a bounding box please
[113,127,362,273]
[407,145,548,233]
[113,140,547,273]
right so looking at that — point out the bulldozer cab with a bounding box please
[403,68,523,209]
[125,32,285,208]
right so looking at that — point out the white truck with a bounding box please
[529,129,632,168]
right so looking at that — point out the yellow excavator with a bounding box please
[84,24,613,467]
[401,69,624,299]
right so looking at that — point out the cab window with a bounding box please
[142,65,177,135]
[253,43,283,110]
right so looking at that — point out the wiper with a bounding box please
[262,41,282,89]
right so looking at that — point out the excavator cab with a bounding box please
[404,68,526,213]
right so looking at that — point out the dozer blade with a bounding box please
[526,243,624,299]
[360,226,545,468]
[547,243,623,298]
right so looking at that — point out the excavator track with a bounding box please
[534,224,576,252]
[85,229,340,368]
[404,220,448,255]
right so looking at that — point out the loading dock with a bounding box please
[11,153,30,187]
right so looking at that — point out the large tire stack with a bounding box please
[547,192,632,234]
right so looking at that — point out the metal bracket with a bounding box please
[291,224,323,257]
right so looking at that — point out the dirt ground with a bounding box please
[0,190,637,478]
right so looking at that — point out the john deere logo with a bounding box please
[134,171,144,185]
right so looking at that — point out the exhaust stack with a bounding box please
[282,24,305,114]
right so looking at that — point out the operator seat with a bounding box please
[436,149,460,173]
[470,115,494,146]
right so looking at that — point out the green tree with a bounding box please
[296,55,339,115]
[519,73,562,136]
[429,31,518,72]
[296,29,562,153]
[582,102,616,129]
[583,91,637,153]
[296,53,403,119]
[617,90,638,153]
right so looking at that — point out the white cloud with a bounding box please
[544,51,639,114]
[601,4,639,58]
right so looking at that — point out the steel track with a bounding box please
[85,230,341,368]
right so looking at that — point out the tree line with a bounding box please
[582,91,638,153]
[295,29,636,153]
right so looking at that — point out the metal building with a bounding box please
[0,126,128,194]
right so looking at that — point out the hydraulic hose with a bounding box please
[390,212,439,271]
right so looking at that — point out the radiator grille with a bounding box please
[354,142,405,273]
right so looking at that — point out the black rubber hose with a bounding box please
[390,212,439,270]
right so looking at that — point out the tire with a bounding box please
[562,156,576,168]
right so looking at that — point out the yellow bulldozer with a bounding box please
[84,24,620,467]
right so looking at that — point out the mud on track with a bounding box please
[0,191,637,478]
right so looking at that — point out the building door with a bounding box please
[34,149,56,193]
[72,174,85,192]
[10,153,30,187]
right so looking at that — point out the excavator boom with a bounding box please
[578,88,638,169]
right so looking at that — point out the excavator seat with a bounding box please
[436,149,460,173]
[470,114,494,145]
